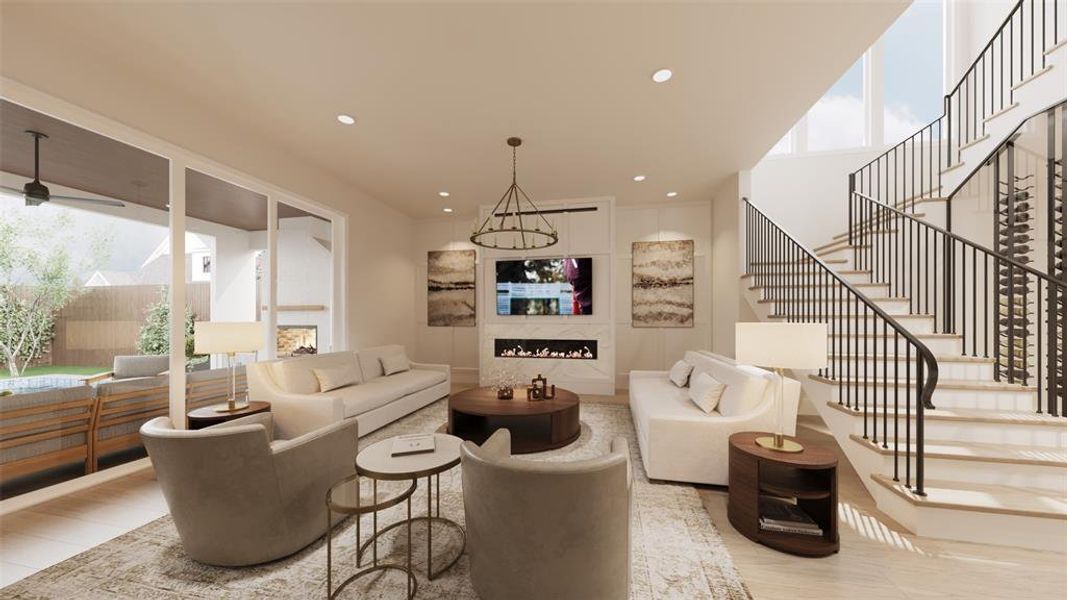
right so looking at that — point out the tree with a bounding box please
[0,211,110,377]
[137,287,206,369]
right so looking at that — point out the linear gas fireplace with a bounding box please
[494,338,597,360]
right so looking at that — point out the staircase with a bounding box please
[741,1,1067,552]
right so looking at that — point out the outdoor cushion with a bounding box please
[113,355,169,380]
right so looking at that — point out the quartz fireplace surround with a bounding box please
[494,338,598,360]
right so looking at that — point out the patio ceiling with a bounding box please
[0,100,319,231]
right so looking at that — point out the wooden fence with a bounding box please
[46,283,210,368]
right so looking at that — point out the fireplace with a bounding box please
[494,338,597,360]
[277,325,317,357]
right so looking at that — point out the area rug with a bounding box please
[3,400,752,599]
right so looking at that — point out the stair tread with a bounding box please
[828,401,1067,426]
[852,434,1067,467]
[830,213,928,241]
[829,353,993,364]
[750,258,848,265]
[748,283,888,291]
[871,473,1067,519]
[827,331,960,339]
[759,296,908,304]
[810,373,1036,391]
[769,313,932,320]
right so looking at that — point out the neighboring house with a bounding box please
[84,270,141,287]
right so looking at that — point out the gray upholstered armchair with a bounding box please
[140,413,357,566]
[460,429,632,600]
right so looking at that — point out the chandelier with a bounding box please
[470,137,558,250]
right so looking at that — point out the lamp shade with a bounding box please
[735,322,827,370]
[194,321,264,354]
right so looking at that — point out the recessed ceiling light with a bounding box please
[666,191,678,198]
[336,114,356,125]
[633,175,646,182]
[443,207,454,213]
[438,191,450,197]
[651,69,673,83]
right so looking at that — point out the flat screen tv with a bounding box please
[496,257,593,316]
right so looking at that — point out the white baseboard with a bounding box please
[0,457,154,517]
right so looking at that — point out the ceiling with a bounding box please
[0,2,907,219]
[0,100,315,231]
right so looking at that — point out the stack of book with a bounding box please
[758,496,823,536]
[391,433,436,456]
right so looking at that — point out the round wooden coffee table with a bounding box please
[447,386,580,454]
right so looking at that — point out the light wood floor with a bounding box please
[0,390,1060,597]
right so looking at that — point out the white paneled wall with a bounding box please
[411,215,482,383]
[615,201,713,388]
[412,198,713,390]
[477,198,615,395]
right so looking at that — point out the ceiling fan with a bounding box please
[0,130,125,208]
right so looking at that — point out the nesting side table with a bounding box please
[727,431,839,557]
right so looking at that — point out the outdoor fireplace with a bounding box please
[494,338,597,360]
[277,325,318,357]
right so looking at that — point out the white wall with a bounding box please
[711,173,761,358]
[947,0,1017,85]
[275,216,334,352]
[338,201,414,352]
[750,147,886,248]
[410,215,481,384]
[207,228,257,323]
[616,200,712,387]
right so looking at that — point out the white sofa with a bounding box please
[628,350,801,486]
[247,345,450,440]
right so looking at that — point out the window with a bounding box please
[883,0,944,143]
[761,0,946,157]
[807,58,865,151]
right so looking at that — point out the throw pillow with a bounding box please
[313,364,361,392]
[380,352,411,376]
[668,360,694,387]
[716,367,771,417]
[688,372,726,413]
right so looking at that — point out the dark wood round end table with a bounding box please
[187,401,271,430]
[447,386,580,453]
[727,431,839,557]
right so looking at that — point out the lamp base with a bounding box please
[755,434,804,453]
[214,399,250,413]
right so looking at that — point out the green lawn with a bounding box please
[0,365,110,380]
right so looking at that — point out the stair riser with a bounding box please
[815,246,856,264]
[812,316,935,335]
[830,336,963,355]
[766,298,912,316]
[858,442,1067,492]
[826,399,1067,448]
[871,482,1067,552]
[754,283,891,296]
[828,360,994,380]
[831,386,1036,411]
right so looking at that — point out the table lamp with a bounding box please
[194,321,265,412]
[735,322,827,452]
